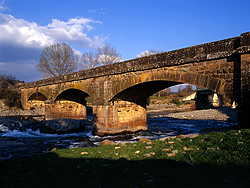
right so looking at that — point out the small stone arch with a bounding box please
[28,92,47,101]
[26,91,48,110]
[55,88,90,105]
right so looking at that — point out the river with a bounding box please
[0,108,238,161]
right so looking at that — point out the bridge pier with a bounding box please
[45,100,87,120]
[92,101,147,136]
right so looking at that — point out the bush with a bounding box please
[171,98,182,106]
[0,73,16,86]
[85,97,94,104]
[4,89,22,108]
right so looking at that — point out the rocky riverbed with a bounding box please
[148,106,237,122]
[0,105,238,161]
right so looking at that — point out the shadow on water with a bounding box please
[1,151,250,188]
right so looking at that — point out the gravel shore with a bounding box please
[1,105,238,122]
[164,107,238,122]
[147,105,238,122]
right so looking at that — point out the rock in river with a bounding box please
[40,118,89,134]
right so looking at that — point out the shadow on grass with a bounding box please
[1,151,250,188]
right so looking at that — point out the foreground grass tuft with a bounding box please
[1,129,250,188]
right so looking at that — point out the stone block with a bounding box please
[92,102,147,136]
[45,100,86,120]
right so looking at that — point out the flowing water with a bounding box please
[0,111,237,160]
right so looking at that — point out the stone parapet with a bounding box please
[19,32,250,89]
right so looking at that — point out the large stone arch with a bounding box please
[108,68,231,103]
[110,80,180,107]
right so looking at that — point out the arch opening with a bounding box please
[28,92,47,101]
[110,81,181,107]
[110,80,223,110]
[45,89,90,120]
[55,89,90,105]
[27,92,47,110]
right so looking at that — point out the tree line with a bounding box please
[36,43,122,78]
[36,43,163,78]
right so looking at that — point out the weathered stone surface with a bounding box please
[40,118,88,134]
[45,100,86,120]
[92,102,147,136]
[18,31,250,135]
[139,138,151,142]
[99,139,116,146]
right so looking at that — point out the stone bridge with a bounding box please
[20,32,250,135]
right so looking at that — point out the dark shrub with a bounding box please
[4,89,22,108]
[171,98,182,106]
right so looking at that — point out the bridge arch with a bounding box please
[109,69,229,103]
[110,80,181,107]
[55,88,90,105]
[26,91,49,110]
[28,92,47,101]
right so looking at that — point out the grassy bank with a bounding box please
[1,128,250,188]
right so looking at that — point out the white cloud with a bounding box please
[0,13,105,50]
[0,13,106,82]
[0,0,8,11]
[0,13,54,51]
[45,18,104,49]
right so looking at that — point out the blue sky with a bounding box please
[0,0,250,83]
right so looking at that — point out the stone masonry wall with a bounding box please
[45,100,86,120]
[19,32,250,89]
[92,101,147,136]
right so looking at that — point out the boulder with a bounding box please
[40,118,89,134]
[99,139,116,146]
[139,138,151,142]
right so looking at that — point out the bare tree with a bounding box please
[185,84,193,92]
[156,87,171,97]
[96,44,122,66]
[36,43,79,78]
[165,88,171,95]
[80,44,122,69]
[178,85,182,93]
[81,51,99,70]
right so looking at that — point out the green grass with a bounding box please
[85,96,94,104]
[1,129,250,188]
[149,96,168,100]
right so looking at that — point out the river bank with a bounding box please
[1,128,249,188]
[0,106,238,161]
